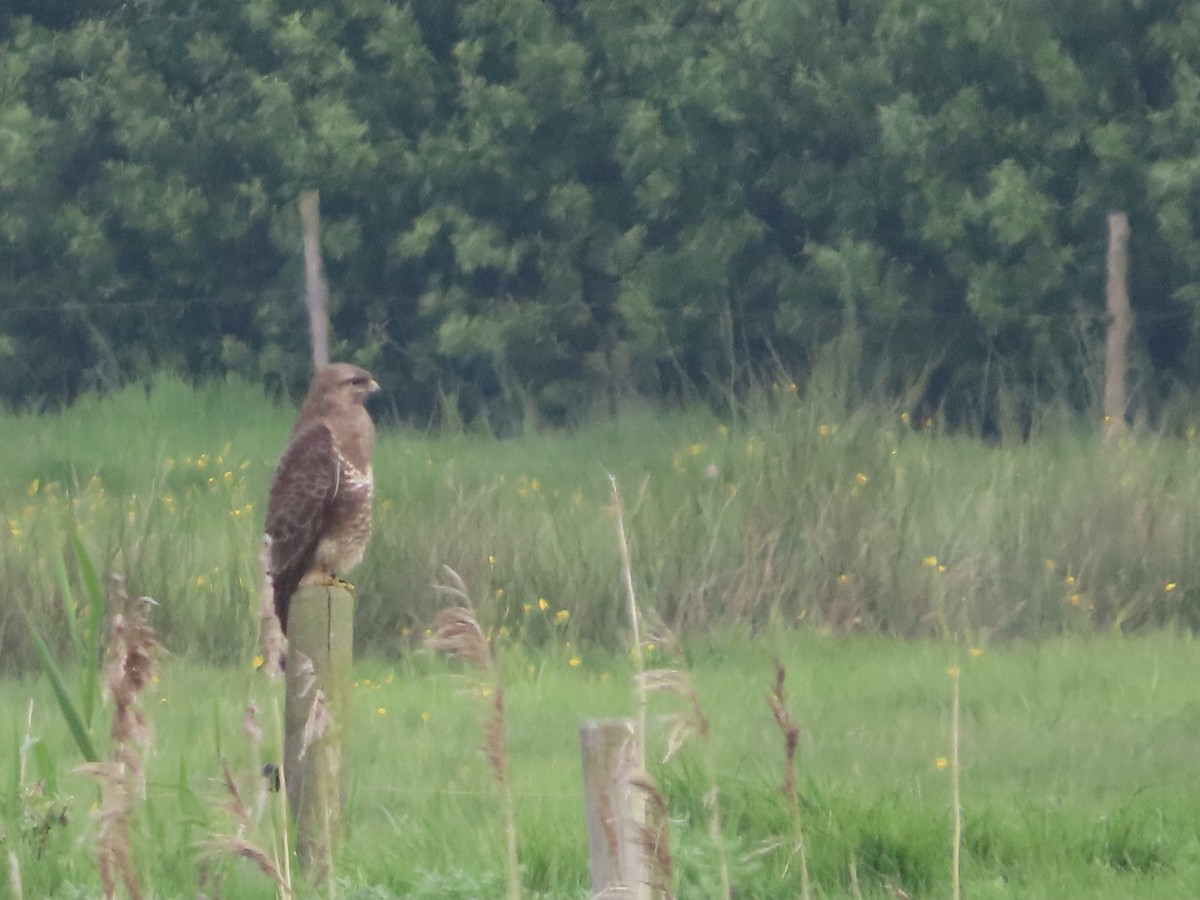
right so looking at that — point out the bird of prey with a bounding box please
[265,363,380,632]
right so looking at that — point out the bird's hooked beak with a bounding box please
[368,378,381,395]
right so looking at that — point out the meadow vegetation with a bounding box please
[3,373,1200,669]
[6,630,1200,898]
[2,376,1200,897]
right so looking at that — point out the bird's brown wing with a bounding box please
[265,422,340,631]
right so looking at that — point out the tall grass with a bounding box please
[4,374,1200,671]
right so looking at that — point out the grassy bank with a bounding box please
[5,378,1200,896]
[3,376,1200,668]
[5,632,1200,898]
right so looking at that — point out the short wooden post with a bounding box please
[580,718,650,899]
[284,582,354,877]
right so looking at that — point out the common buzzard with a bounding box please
[265,363,379,632]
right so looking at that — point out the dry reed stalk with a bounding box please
[198,709,295,899]
[203,756,292,894]
[765,659,811,900]
[607,475,648,762]
[634,656,729,898]
[426,573,521,900]
[258,536,286,680]
[290,654,332,762]
[200,540,294,899]
[848,851,863,900]
[633,669,709,764]
[76,583,162,900]
[949,658,963,900]
[617,758,674,900]
[426,602,492,673]
[258,536,293,891]
[7,851,22,900]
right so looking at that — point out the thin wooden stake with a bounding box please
[949,660,962,900]
[607,475,647,763]
[299,190,330,371]
[1103,211,1131,440]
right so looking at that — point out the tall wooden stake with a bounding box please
[284,582,354,880]
[1103,211,1131,440]
[299,190,330,370]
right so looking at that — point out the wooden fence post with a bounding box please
[580,718,651,899]
[284,582,354,878]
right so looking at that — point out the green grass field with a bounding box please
[3,376,1200,897]
[5,633,1200,898]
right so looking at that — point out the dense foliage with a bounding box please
[3,0,1200,427]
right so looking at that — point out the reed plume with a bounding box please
[427,568,521,900]
[76,582,162,900]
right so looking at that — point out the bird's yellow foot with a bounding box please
[299,571,340,588]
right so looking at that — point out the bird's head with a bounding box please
[303,363,381,415]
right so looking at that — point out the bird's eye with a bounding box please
[350,376,368,387]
